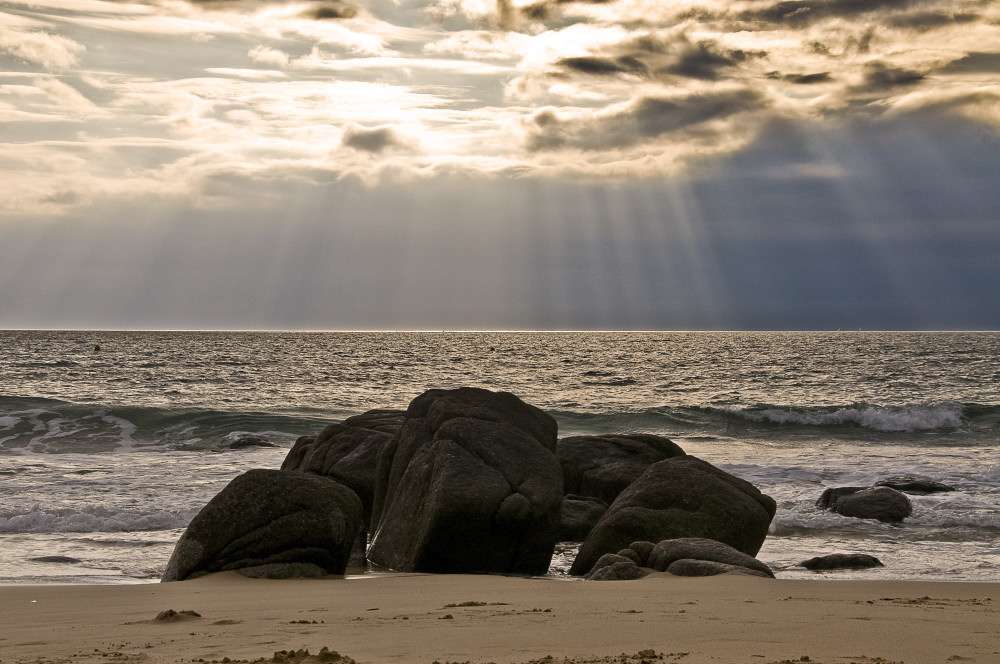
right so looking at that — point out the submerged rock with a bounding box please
[817,486,912,523]
[800,553,885,570]
[875,475,955,495]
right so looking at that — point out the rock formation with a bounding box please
[570,455,776,575]
[162,469,362,582]
[367,387,563,575]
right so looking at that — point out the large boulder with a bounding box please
[817,486,912,523]
[569,455,776,576]
[162,469,363,582]
[367,387,563,575]
[281,412,396,526]
[557,434,686,505]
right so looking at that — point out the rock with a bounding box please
[628,541,655,563]
[587,560,649,581]
[367,387,563,575]
[647,537,774,578]
[665,559,774,578]
[29,555,82,563]
[800,553,885,570]
[162,469,363,582]
[341,409,406,435]
[223,435,279,450]
[559,494,608,541]
[817,486,912,523]
[875,475,955,494]
[815,486,869,510]
[558,434,686,505]
[616,547,643,565]
[281,415,393,527]
[570,455,776,576]
[587,552,636,574]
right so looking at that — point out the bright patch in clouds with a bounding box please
[2,0,998,214]
[1,0,999,329]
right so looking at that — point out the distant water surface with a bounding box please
[2,331,998,583]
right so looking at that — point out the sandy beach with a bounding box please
[2,573,998,664]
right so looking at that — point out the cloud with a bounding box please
[524,88,765,152]
[340,123,416,153]
[549,30,765,86]
[0,27,86,70]
[855,61,925,92]
[770,71,833,84]
[556,55,647,76]
[248,45,290,67]
[735,0,934,27]
[939,52,1000,74]
[885,10,980,31]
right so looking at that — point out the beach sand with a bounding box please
[2,572,998,664]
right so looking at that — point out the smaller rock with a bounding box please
[588,553,635,575]
[875,475,955,494]
[666,559,774,579]
[800,553,884,570]
[627,541,655,565]
[223,435,279,450]
[815,487,868,509]
[29,555,81,564]
[586,561,649,581]
[818,486,912,523]
[616,548,643,565]
[647,538,774,578]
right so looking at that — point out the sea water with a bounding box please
[1,331,998,584]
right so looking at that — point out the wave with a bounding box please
[0,505,192,533]
[4,396,997,454]
[552,401,994,440]
[0,397,330,454]
[717,402,966,432]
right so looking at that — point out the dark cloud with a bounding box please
[939,52,1000,74]
[557,56,647,76]
[341,125,410,153]
[311,2,358,19]
[886,11,979,30]
[554,34,763,83]
[525,89,764,152]
[664,42,762,80]
[767,71,833,84]
[857,61,925,91]
[737,0,931,27]
[181,0,358,18]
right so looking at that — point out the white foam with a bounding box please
[0,507,191,533]
[737,403,964,432]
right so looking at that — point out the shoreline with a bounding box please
[3,573,998,664]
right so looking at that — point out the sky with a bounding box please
[1,0,998,330]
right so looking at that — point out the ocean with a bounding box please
[1,330,998,584]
